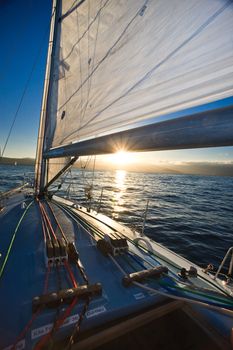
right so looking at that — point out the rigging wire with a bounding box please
[1,12,54,158]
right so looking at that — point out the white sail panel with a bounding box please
[47,157,71,184]
[45,0,233,150]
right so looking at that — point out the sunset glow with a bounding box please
[108,151,135,166]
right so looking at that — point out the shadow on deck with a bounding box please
[54,300,230,350]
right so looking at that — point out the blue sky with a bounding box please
[0,0,233,167]
[0,0,51,158]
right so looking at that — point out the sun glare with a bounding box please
[111,151,131,165]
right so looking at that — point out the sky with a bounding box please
[0,0,51,158]
[0,0,233,175]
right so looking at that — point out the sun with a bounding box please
[111,151,130,165]
[103,150,137,169]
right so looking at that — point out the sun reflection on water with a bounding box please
[112,170,126,218]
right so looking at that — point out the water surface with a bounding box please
[1,164,232,268]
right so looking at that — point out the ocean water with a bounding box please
[1,164,233,269]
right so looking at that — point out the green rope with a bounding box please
[156,279,233,306]
[0,200,34,280]
[56,201,233,303]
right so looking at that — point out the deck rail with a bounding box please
[214,246,233,280]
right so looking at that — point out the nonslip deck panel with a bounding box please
[94,308,223,350]
[52,301,226,350]
[0,193,233,349]
[0,195,165,348]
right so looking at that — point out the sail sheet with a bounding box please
[44,0,233,151]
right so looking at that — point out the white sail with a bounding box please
[44,0,233,151]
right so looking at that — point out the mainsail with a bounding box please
[36,0,233,191]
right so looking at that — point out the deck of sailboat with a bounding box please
[0,188,232,349]
[72,305,223,350]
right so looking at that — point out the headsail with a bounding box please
[36,0,233,190]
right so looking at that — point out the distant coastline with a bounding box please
[0,157,34,166]
[0,157,233,177]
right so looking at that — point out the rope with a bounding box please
[52,200,233,338]
[12,263,52,350]
[36,200,83,349]
[66,297,90,348]
[53,202,233,309]
[125,252,233,307]
[47,201,69,244]
[54,201,102,241]
[35,260,78,350]
[107,252,233,315]
[48,201,89,285]
[34,297,78,350]
[63,201,232,298]
[11,309,41,350]
[133,281,233,317]
[38,201,58,241]
[0,200,33,280]
[64,260,78,288]
[41,214,49,243]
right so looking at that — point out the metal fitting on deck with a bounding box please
[97,235,128,256]
[122,266,168,287]
[32,283,102,312]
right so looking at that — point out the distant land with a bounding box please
[0,157,233,177]
[0,157,34,166]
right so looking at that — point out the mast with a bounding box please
[35,0,60,194]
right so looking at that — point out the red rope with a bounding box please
[34,261,78,349]
[47,202,68,244]
[11,264,51,349]
[34,297,78,350]
[14,201,79,349]
[41,216,47,243]
[38,201,57,241]
[11,309,41,350]
[64,260,78,288]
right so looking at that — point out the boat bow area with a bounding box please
[0,189,232,349]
